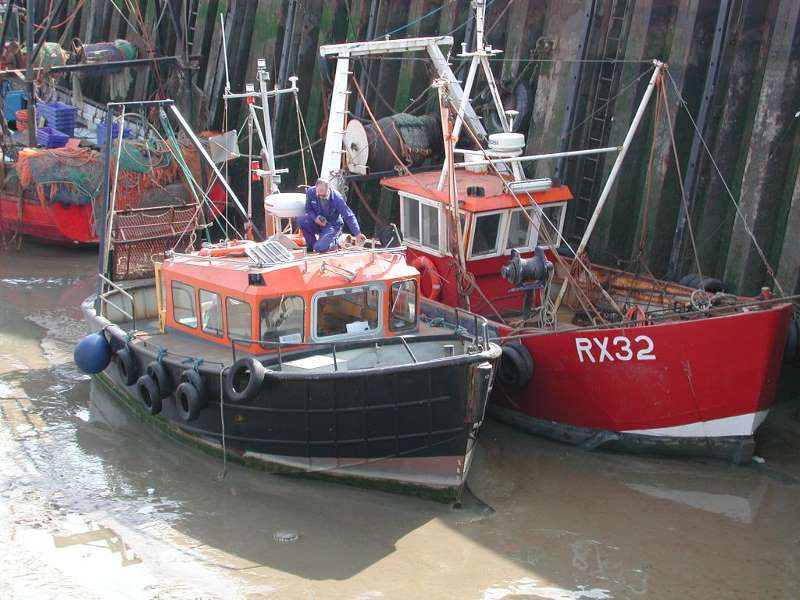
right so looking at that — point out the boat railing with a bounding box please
[228,317,490,371]
[168,244,408,272]
[97,273,136,329]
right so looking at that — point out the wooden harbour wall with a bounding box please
[37,0,800,296]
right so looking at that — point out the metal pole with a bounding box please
[453,145,620,168]
[167,102,262,239]
[95,106,116,310]
[246,111,253,239]
[553,62,664,313]
[25,0,34,147]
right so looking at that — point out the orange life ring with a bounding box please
[198,239,251,257]
[412,256,442,301]
[625,305,646,323]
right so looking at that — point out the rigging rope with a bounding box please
[665,69,786,296]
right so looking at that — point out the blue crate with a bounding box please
[36,126,70,148]
[96,122,133,145]
[4,91,27,122]
[38,101,77,136]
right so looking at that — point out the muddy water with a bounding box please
[1,244,799,599]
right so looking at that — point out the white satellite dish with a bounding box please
[343,119,369,175]
[264,193,306,218]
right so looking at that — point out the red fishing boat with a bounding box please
[317,1,796,462]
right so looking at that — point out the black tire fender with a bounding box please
[498,342,534,388]
[175,381,203,422]
[180,369,207,404]
[136,374,162,415]
[679,273,724,293]
[116,345,139,386]
[146,361,172,399]
[225,357,266,404]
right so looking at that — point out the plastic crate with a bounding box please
[4,90,27,122]
[38,101,77,136]
[96,122,133,145]
[36,126,69,148]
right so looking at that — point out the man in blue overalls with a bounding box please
[298,179,365,252]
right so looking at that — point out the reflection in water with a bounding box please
[53,522,143,567]
[1,244,800,599]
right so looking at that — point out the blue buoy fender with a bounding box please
[74,333,112,374]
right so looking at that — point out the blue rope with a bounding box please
[155,347,168,363]
[180,357,204,371]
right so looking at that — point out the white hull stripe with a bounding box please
[622,410,769,438]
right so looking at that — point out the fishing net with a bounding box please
[17,147,102,206]
[17,141,180,209]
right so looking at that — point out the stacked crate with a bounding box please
[37,101,77,137]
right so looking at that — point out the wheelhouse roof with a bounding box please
[382,170,572,212]
[162,249,418,297]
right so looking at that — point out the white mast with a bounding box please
[552,61,665,313]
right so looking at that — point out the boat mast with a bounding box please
[436,0,522,191]
[552,61,665,313]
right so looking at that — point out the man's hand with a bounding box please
[355,233,367,245]
[315,215,327,227]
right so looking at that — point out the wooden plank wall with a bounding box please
[27,0,800,295]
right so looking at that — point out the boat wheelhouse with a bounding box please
[384,170,571,314]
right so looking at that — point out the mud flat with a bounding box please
[1,244,799,599]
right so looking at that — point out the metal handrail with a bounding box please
[228,327,480,369]
[97,273,136,329]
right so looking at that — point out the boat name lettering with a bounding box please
[575,335,656,363]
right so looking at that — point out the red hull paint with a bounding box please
[493,304,792,434]
[0,195,96,244]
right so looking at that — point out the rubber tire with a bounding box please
[498,343,534,388]
[180,369,207,404]
[136,374,162,415]
[175,381,202,422]
[225,357,266,404]
[146,361,172,399]
[679,273,724,293]
[116,346,139,386]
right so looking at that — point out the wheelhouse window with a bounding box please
[171,281,196,328]
[401,194,442,252]
[316,286,380,338]
[421,203,439,248]
[200,289,223,336]
[506,209,535,250]
[470,212,502,257]
[261,296,304,346]
[390,280,417,332]
[539,203,566,247]
[226,297,252,341]
[402,196,420,242]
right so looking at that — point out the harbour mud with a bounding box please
[1,245,799,598]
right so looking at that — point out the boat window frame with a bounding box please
[466,209,508,260]
[536,202,567,248]
[505,206,540,252]
[225,296,253,342]
[398,192,447,256]
[199,288,224,338]
[311,284,384,342]
[259,294,306,348]
[389,279,418,333]
[170,280,198,329]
